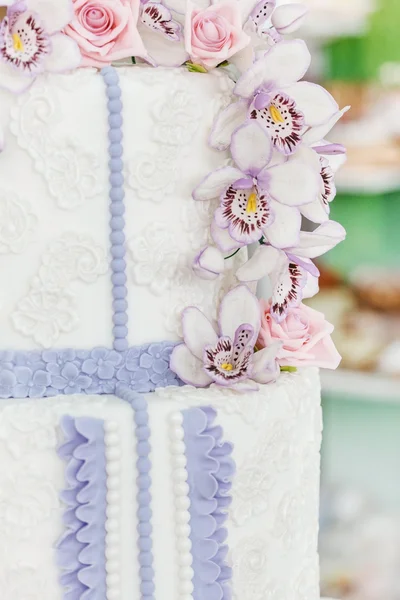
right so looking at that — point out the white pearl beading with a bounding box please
[104,420,122,600]
[169,411,194,600]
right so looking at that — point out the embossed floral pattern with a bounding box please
[127,71,202,202]
[0,190,38,254]
[11,233,108,347]
[129,222,181,295]
[0,565,55,598]
[82,348,122,379]
[232,537,269,600]
[0,403,57,458]
[0,471,59,537]
[10,82,103,210]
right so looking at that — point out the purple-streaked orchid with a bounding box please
[209,39,340,156]
[0,0,81,94]
[170,284,281,391]
[236,220,346,321]
[299,106,350,223]
[245,0,308,57]
[194,120,320,250]
[140,0,182,40]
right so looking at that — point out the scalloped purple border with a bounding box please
[57,416,107,600]
[182,406,235,600]
[0,342,183,399]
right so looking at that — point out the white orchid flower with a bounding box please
[236,220,346,321]
[195,120,320,251]
[170,285,281,391]
[0,0,81,94]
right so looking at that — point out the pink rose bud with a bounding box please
[271,3,308,35]
[193,246,225,280]
[64,0,149,68]
[185,0,251,69]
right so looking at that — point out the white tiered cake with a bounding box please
[0,0,347,598]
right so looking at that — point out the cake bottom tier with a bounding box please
[0,368,322,600]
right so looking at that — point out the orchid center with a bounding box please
[221,362,234,371]
[269,105,284,124]
[246,191,258,214]
[12,33,24,53]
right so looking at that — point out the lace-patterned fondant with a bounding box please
[0,189,38,254]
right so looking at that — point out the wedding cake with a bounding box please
[0,0,347,598]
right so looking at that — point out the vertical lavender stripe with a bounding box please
[101,66,129,352]
[116,383,155,599]
[182,407,235,600]
[57,416,107,600]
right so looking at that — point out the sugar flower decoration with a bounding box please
[210,39,341,155]
[0,0,81,93]
[258,298,341,370]
[237,220,346,321]
[170,285,281,391]
[64,0,151,68]
[194,120,320,250]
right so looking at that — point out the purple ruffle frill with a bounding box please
[182,406,236,600]
[57,416,107,600]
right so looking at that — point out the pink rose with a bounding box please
[64,0,148,67]
[257,299,341,369]
[185,0,251,69]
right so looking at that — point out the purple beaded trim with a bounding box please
[182,407,235,600]
[116,383,155,600]
[0,343,183,399]
[101,66,129,352]
[57,416,107,600]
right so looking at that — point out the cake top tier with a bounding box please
[0,0,348,395]
[0,0,312,87]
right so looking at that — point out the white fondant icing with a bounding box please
[0,67,237,349]
[0,395,139,600]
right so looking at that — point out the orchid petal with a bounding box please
[248,0,276,26]
[229,43,255,73]
[284,81,339,127]
[289,221,346,258]
[313,142,347,156]
[138,21,189,66]
[182,307,219,360]
[0,62,33,94]
[211,220,243,253]
[264,200,301,248]
[219,285,260,344]
[231,121,272,175]
[170,343,212,387]
[163,0,186,13]
[252,343,281,383]
[302,106,350,146]
[300,197,330,224]
[271,3,308,34]
[236,244,281,281]
[193,166,243,201]
[193,246,225,280]
[27,0,73,33]
[268,147,320,206]
[209,100,248,151]
[234,39,311,98]
[44,33,82,73]
[303,271,319,299]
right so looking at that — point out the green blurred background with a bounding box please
[291,0,400,598]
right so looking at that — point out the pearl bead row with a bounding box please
[169,411,194,600]
[101,66,129,353]
[104,419,122,600]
